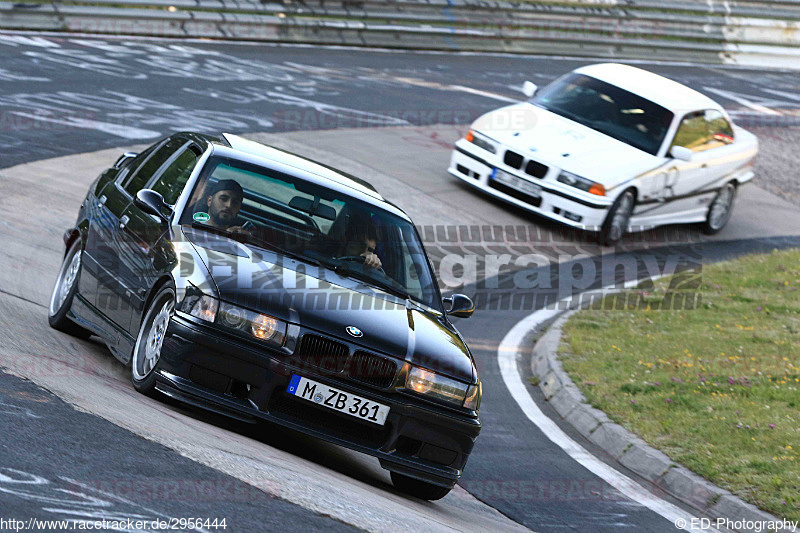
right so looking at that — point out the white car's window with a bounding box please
[672,110,734,153]
[531,73,674,156]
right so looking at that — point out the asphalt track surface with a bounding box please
[2,33,800,532]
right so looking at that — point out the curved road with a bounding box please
[2,33,800,532]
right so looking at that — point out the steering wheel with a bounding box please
[337,255,385,274]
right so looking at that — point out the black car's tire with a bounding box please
[131,285,175,396]
[390,471,452,501]
[48,239,92,339]
[702,182,737,235]
[599,189,636,247]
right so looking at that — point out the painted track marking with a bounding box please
[497,282,720,533]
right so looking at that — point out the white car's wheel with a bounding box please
[702,182,736,235]
[600,189,635,246]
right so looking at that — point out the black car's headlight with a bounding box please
[178,286,286,346]
[464,381,482,411]
[179,286,218,322]
[217,302,286,346]
[557,170,606,196]
[406,366,480,410]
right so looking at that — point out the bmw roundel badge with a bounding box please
[346,326,363,338]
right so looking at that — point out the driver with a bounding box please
[205,179,250,234]
[339,212,382,270]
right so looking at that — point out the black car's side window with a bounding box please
[123,137,185,196]
[150,144,203,205]
[116,143,158,185]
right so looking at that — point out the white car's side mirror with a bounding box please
[522,81,538,98]
[670,146,693,162]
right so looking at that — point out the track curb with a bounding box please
[530,311,792,533]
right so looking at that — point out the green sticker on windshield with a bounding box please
[193,212,210,223]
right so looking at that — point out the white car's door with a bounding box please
[643,110,736,221]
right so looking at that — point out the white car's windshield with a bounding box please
[180,156,441,310]
[532,73,674,156]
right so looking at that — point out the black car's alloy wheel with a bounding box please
[131,285,175,395]
[390,471,452,501]
[48,239,92,339]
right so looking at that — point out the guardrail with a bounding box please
[2,0,800,68]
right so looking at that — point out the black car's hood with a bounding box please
[182,227,474,382]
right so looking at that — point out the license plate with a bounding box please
[493,168,542,198]
[287,375,390,426]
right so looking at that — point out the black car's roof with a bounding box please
[176,131,412,222]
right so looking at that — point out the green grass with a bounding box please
[560,248,800,520]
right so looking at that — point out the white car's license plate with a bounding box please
[493,168,542,198]
[286,375,390,426]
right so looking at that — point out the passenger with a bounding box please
[339,212,382,270]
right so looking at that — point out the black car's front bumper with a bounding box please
[157,315,481,487]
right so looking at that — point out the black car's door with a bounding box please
[94,136,186,332]
[119,140,203,337]
[84,144,158,324]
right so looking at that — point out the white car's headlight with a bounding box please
[557,170,605,196]
[466,130,497,154]
[406,366,478,409]
[178,285,286,346]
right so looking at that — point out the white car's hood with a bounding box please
[473,103,664,188]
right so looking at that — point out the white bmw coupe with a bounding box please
[449,63,758,244]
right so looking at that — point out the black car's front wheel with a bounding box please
[131,285,175,396]
[390,471,452,501]
[48,239,92,339]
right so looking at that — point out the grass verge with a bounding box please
[559,248,800,520]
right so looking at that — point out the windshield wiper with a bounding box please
[190,221,241,240]
[189,222,323,268]
[333,264,413,302]
[243,233,326,269]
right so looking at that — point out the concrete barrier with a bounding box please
[2,0,800,67]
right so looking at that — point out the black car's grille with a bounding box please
[525,159,549,179]
[293,334,349,373]
[269,393,390,448]
[504,150,524,169]
[348,351,398,389]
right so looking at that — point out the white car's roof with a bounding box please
[574,63,721,113]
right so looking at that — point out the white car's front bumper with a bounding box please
[448,140,613,230]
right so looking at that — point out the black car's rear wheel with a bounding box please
[48,239,92,339]
[131,285,175,396]
[390,471,452,501]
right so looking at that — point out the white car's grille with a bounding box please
[503,150,548,179]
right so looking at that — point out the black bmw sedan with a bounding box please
[48,132,481,500]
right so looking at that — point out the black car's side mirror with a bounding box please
[135,189,172,222]
[443,294,475,319]
[113,151,138,169]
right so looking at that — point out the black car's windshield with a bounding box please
[180,156,440,310]
[532,73,674,156]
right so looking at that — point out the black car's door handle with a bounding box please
[98,195,107,206]
[119,215,130,229]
